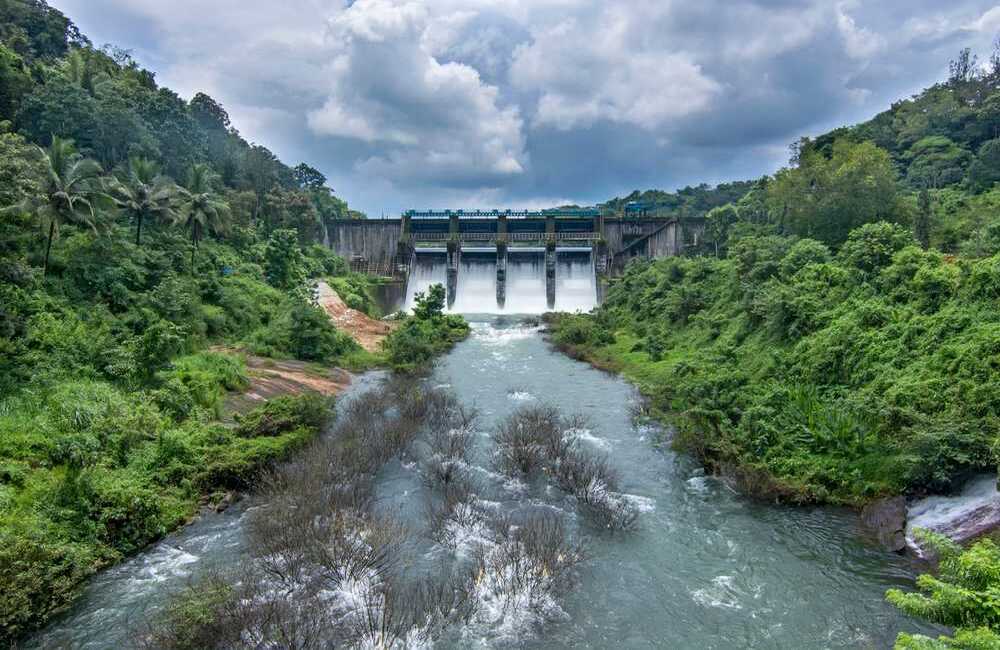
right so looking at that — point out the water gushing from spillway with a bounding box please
[402,249,447,311]
[403,248,597,314]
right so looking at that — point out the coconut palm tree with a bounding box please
[176,163,230,272]
[108,157,177,246]
[21,136,106,276]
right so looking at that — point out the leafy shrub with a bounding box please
[382,285,469,372]
[247,300,359,363]
[234,393,331,438]
[156,353,248,414]
[838,222,914,276]
[888,532,1000,648]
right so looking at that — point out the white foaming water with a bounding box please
[451,253,497,313]
[403,250,447,311]
[691,575,744,611]
[504,252,549,314]
[564,427,611,450]
[553,251,598,313]
[403,249,596,314]
[906,474,1000,552]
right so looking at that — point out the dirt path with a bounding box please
[222,354,353,416]
[316,280,395,352]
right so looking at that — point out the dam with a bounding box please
[328,208,705,313]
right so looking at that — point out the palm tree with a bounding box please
[22,136,106,276]
[176,163,230,271]
[63,49,113,95]
[109,157,177,246]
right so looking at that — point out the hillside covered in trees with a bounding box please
[0,1,475,643]
[550,44,1000,649]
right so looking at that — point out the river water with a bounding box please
[32,320,938,649]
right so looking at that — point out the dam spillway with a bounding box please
[403,247,597,314]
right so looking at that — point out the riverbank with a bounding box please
[28,319,939,649]
[0,349,341,645]
[544,229,1000,510]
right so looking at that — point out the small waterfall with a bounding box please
[554,248,598,313]
[403,249,447,310]
[403,247,597,314]
[906,474,1000,554]
[504,249,549,314]
[451,249,498,313]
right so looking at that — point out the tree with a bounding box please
[768,140,900,245]
[904,137,972,189]
[176,163,230,272]
[0,129,43,261]
[108,156,177,246]
[705,204,738,257]
[293,163,327,190]
[189,92,231,132]
[0,44,30,120]
[242,144,279,223]
[0,0,87,62]
[412,284,446,320]
[968,139,1000,192]
[263,228,305,291]
[16,136,105,276]
[61,48,113,96]
[915,189,932,250]
[16,74,99,149]
[887,531,1000,649]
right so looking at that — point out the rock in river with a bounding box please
[861,496,907,552]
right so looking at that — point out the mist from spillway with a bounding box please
[402,248,597,314]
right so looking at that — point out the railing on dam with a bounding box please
[411,232,600,242]
[404,208,600,219]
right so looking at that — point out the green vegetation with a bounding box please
[383,283,470,372]
[552,47,1000,506]
[0,2,468,643]
[550,47,1000,649]
[887,531,1000,649]
[550,219,1000,503]
[603,180,756,219]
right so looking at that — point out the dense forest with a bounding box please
[601,181,756,220]
[551,45,1000,649]
[0,0,469,643]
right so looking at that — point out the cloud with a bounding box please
[837,3,888,60]
[306,0,526,186]
[509,10,722,131]
[49,0,1000,214]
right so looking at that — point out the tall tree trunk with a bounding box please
[135,212,143,246]
[190,222,197,273]
[43,219,55,277]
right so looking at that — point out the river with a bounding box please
[31,319,938,649]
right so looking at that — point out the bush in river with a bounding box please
[382,284,470,372]
[493,404,639,530]
[143,381,587,649]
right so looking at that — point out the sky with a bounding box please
[49,0,1000,217]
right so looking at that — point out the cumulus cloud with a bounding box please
[306,0,526,185]
[510,11,722,131]
[50,0,1000,214]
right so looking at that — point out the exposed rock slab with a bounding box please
[316,280,395,352]
[861,496,907,552]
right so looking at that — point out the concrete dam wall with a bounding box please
[327,213,704,313]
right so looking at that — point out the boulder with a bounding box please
[861,496,907,553]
